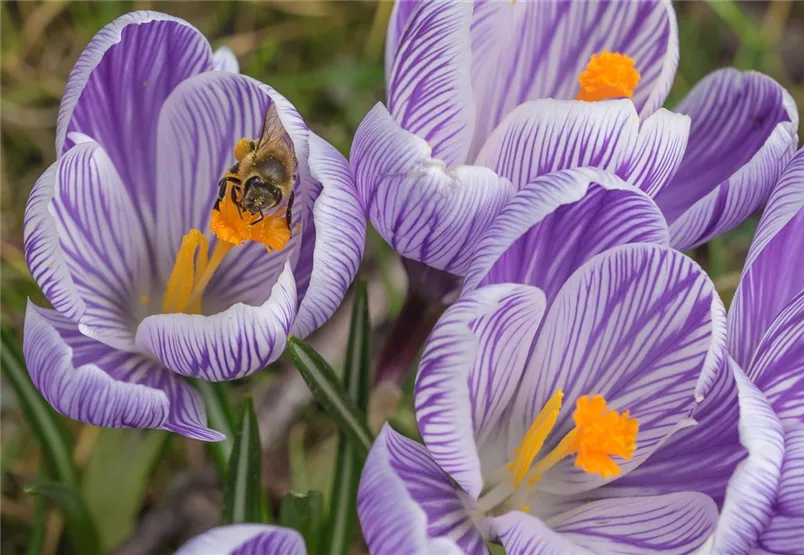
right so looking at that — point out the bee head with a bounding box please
[243,176,282,212]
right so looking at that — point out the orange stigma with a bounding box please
[576,51,640,102]
[210,191,291,253]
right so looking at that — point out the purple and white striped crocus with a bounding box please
[358,166,743,554]
[22,12,365,440]
[355,0,797,386]
[709,147,804,552]
[175,524,305,555]
[359,0,796,274]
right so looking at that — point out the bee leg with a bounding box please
[250,210,264,226]
[217,179,228,200]
[285,191,295,230]
[230,185,243,218]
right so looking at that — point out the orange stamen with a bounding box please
[576,51,641,102]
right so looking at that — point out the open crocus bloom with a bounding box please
[354,0,797,289]
[22,12,365,439]
[175,524,305,555]
[717,147,804,552]
[358,166,752,553]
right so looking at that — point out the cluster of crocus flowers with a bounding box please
[23,12,365,438]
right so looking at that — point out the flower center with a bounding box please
[475,390,638,515]
[576,51,641,102]
[160,138,295,315]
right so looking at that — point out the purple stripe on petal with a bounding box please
[135,262,297,381]
[25,302,167,431]
[709,358,784,554]
[464,166,669,299]
[490,511,583,555]
[212,46,239,73]
[415,284,547,499]
[748,290,804,426]
[23,160,85,321]
[550,493,718,554]
[25,302,223,440]
[385,1,419,86]
[358,426,475,555]
[49,141,149,352]
[657,69,798,250]
[475,99,688,195]
[154,72,307,308]
[291,133,365,339]
[175,524,305,555]
[755,426,804,554]
[388,0,475,168]
[512,244,726,495]
[729,146,804,370]
[351,103,514,274]
[468,0,678,158]
[59,12,213,232]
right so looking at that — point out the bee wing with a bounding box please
[257,102,294,156]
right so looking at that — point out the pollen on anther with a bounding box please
[576,51,641,102]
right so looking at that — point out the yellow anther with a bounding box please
[518,504,530,514]
[162,230,209,314]
[507,389,563,488]
[577,51,640,102]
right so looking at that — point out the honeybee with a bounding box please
[214,102,297,229]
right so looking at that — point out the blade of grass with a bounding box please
[0,328,77,486]
[192,379,236,476]
[25,480,100,555]
[221,397,265,525]
[325,281,371,555]
[287,337,373,455]
[280,490,324,553]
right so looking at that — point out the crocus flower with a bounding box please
[175,524,305,554]
[355,0,797,385]
[358,166,745,553]
[711,147,804,552]
[22,12,365,439]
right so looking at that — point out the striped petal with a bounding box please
[707,358,784,554]
[291,133,365,338]
[175,524,305,555]
[463,167,669,302]
[25,140,149,352]
[729,146,804,370]
[24,302,222,441]
[598,357,742,507]
[57,12,213,228]
[748,290,804,426]
[385,1,418,84]
[755,426,804,554]
[358,426,479,555]
[511,244,726,495]
[549,493,718,554]
[468,0,678,158]
[655,69,798,250]
[135,262,296,381]
[351,103,514,274]
[475,99,689,195]
[415,284,547,498]
[154,71,309,309]
[388,0,475,168]
[491,511,583,555]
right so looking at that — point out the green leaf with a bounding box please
[0,328,77,486]
[26,465,47,555]
[325,281,372,554]
[192,379,236,476]
[221,397,265,525]
[81,429,169,550]
[287,337,373,455]
[25,480,101,555]
[280,490,324,553]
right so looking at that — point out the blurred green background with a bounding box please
[1,1,803,554]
